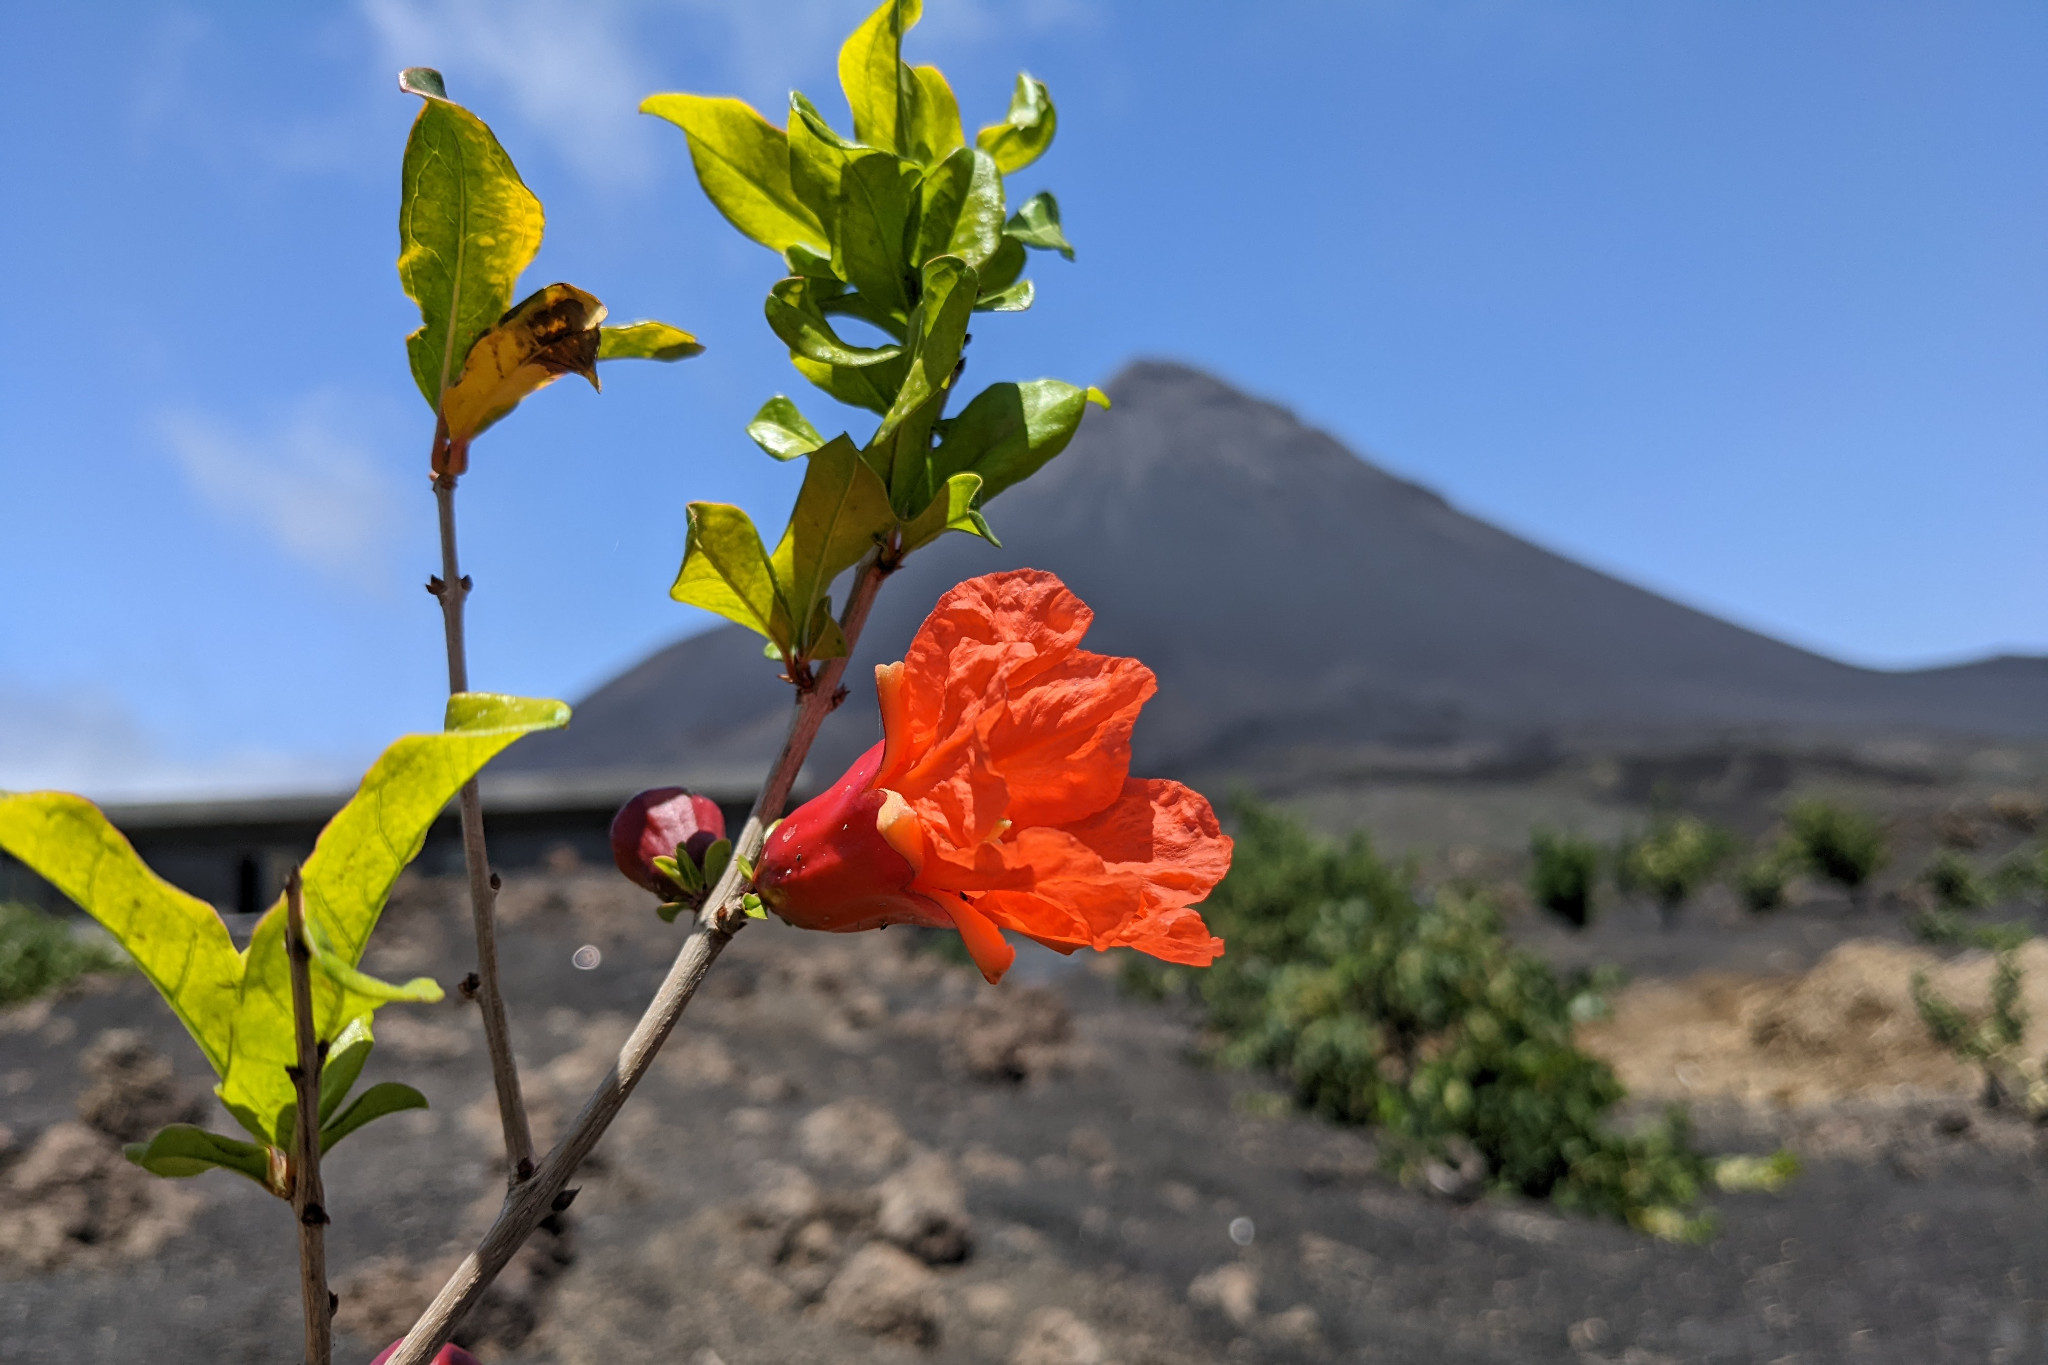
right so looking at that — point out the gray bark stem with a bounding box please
[286,869,332,1365]
[385,552,893,1364]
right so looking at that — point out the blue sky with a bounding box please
[2,0,2042,795]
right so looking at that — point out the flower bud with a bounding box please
[370,1343,481,1365]
[610,787,726,898]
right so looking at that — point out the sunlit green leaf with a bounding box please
[747,395,826,461]
[398,69,546,411]
[1005,191,1073,260]
[671,502,789,650]
[770,435,894,651]
[306,924,443,1007]
[641,93,826,255]
[975,73,1056,174]
[907,65,965,165]
[123,1124,280,1192]
[914,147,1005,271]
[932,379,1106,503]
[975,280,1033,313]
[220,695,569,1136]
[835,152,921,320]
[788,93,859,231]
[900,471,993,552]
[320,1081,429,1152]
[435,283,605,477]
[840,0,922,156]
[0,795,239,1074]
[871,255,976,512]
[766,276,904,368]
[599,321,703,362]
[792,353,909,415]
[319,1018,373,1126]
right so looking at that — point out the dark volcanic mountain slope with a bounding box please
[503,362,2048,786]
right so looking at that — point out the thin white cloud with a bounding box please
[159,394,404,591]
[356,0,1095,187]
[361,0,659,186]
[0,681,341,801]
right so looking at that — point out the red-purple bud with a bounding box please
[610,787,726,896]
[370,1343,481,1365]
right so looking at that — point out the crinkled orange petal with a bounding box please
[882,570,1093,793]
[979,649,1154,829]
[959,779,1230,966]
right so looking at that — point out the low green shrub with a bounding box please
[1127,803,1776,1236]
[1735,847,1793,914]
[1529,830,1600,929]
[1921,849,1988,912]
[1785,798,1887,904]
[1616,814,1733,928]
[0,900,126,1008]
[1913,942,2045,1115]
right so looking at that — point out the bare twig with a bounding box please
[286,868,333,1365]
[386,552,894,1364]
[432,472,536,1181]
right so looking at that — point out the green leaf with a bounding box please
[702,838,733,890]
[320,1082,430,1153]
[914,147,1005,271]
[746,395,826,461]
[671,503,789,650]
[791,352,909,415]
[305,923,444,1007]
[742,893,767,920]
[1005,191,1073,260]
[975,235,1027,301]
[932,379,1105,503]
[123,1124,280,1192]
[770,435,894,652]
[219,695,570,1137]
[975,280,1034,313]
[398,70,546,412]
[599,321,704,362]
[839,0,922,156]
[0,795,240,1074]
[766,277,904,368]
[319,1018,374,1126]
[434,282,605,477]
[788,93,859,231]
[907,66,965,165]
[900,471,992,552]
[640,93,826,255]
[871,255,977,512]
[835,152,922,320]
[975,73,1056,174]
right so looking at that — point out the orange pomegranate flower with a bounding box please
[756,569,1231,984]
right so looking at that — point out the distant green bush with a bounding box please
[1529,829,1600,929]
[1785,798,1887,904]
[1921,849,1988,912]
[1616,814,1733,928]
[1735,846,1793,914]
[1913,941,2045,1115]
[1125,803,1780,1236]
[0,900,126,1008]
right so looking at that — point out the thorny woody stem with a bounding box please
[433,473,536,1181]
[286,869,332,1365]
[385,551,895,1364]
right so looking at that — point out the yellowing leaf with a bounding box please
[0,794,239,1074]
[907,65,965,165]
[641,93,826,255]
[434,283,606,477]
[747,395,825,461]
[5,694,570,1155]
[397,68,546,412]
[599,321,703,362]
